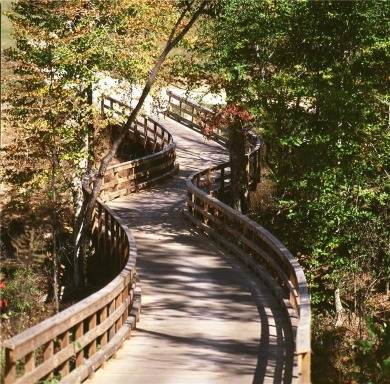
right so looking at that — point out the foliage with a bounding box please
[2,0,194,290]
[183,0,390,305]
[312,314,390,383]
[0,268,50,337]
[178,1,389,380]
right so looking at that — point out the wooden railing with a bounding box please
[167,91,311,383]
[1,96,179,384]
[2,200,141,384]
[98,95,179,202]
[166,90,261,192]
[166,90,228,147]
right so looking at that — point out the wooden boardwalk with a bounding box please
[89,116,297,384]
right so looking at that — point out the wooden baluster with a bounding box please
[59,331,70,377]
[290,271,299,313]
[191,105,195,123]
[74,322,84,367]
[167,91,172,115]
[87,314,97,359]
[179,100,183,120]
[161,129,165,149]
[206,169,211,195]
[99,306,108,348]
[203,202,209,226]
[110,219,116,276]
[100,96,105,116]
[143,117,148,147]
[300,352,311,384]
[104,209,109,270]
[220,167,225,200]
[115,293,123,332]
[153,122,158,152]
[97,204,103,268]
[4,349,16,384]
[115,223,120,271]
[108,300,116,342]
[43,340,54,380]
[24,351,35,377]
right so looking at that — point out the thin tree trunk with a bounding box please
[73,1,209,291]
[228,118,249,214]
[334,287,344,327]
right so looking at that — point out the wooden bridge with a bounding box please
[2,92,311,383]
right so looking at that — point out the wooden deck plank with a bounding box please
[88,116,297,383]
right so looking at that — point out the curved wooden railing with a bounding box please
[3,90,310,383]
[166,91,311,383]
[2,96,178,384]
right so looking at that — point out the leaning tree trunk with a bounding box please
[72,1,209,291]
[228,118,249,214]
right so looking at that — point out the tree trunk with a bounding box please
[334,287,344,327]
[228,118,249,214]
[72,1,209,291]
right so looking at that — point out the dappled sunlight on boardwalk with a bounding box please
[89,116,297,383]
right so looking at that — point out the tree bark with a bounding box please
[228,118,249,214]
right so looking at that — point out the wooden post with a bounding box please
[115,293,123,332]
[24,351,35,376]
[290,271,299,313]
[143,117,148,147]
[4,349,16,384]
[97,204,103,268]
[88,314,97,358]
[43,340,54,380]
[74,322,84,367]
[104,210,109,269]
[299,351,311,384]
[115,223,120,272]
[153,123,158,152]
[59,331,70,377]
[99,307,108,348]
[108,300,116,341]
[101,96,105,116]
[220,167,225,200]
[110,219,116,276]
[206,169,212,195]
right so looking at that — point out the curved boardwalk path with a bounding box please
[89,115,297,384]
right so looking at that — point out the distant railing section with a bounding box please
[99,95,179,202]
[170,92,312,383]
[166,90,261,192]
[2,95,179,384]
[166,90,228,147]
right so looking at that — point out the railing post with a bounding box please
[43,340,54,380]
[88,314,97,359]
[104,209,109,270]
[153,122,158,152]
[59,331,70,377]
[206,169,212,195]
[220,167,225,200]
[101,96,105,116]
[167,90,172,114]
[99,306,108,348]
[4,349,16,384]
[299,351,311,384]
[143,117,148,147]
[24,351,35,377]
[75,322,84,367]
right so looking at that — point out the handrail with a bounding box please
[167,91,311,383]
[2,96,178,384]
